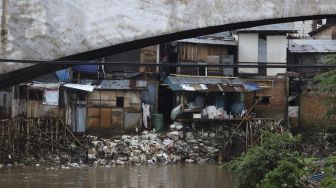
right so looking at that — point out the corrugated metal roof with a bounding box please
[167,76,244,85]
[109,72,142,79]
[237,23,297,33]
[288,39,336,53]
[164,75,259,92]
[98,80,147,90]
[99,80,130,89]
[64,83,95,92]
[177,38,237,46]
[204,31,234,38]
[27,82,60,89]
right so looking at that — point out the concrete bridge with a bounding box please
[0,0,335,87]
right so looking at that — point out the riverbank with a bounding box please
[1,126,238,167]
[0,118,280,167]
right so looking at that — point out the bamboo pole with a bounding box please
[56,118,59,154]
[64,124,82,146]
[1,122,4,152]
[51,118,54,154]
[221,96,264,151]
[0,117,87,163]
[245,121,248,151]
[250,121,253,145]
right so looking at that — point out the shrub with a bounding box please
[227,131,302,188]
[321,156,336,187]
[257,157,306,188]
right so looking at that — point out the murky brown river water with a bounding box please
[0,164,232,188]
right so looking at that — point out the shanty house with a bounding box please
[235,23,296,122]
[62,72,149,133]
[66,45,159,133]
[163,74,263,126]
[287,39,336,129]
[11,82,64,119]
[173,33,237,76]
[85,79,146,131]
[158,33,238,126]
[288,39,336,79]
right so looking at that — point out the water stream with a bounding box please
[0,164,232,188]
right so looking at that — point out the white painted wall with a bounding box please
[293,20,313,38]
[238,33,259,74]
[266,35,287,76]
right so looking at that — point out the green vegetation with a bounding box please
[321,156,336,187]
[313,54,336,120]
[321,54,336,65]
[226,131,336,187]
[227,131,306,187]
[257,158,306,188]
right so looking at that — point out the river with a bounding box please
[0,164,232,188]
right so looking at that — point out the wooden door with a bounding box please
[87,107,100,128]
[112,108,123,128]
[101,108,112,128]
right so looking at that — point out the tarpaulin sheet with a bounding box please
[244,82,261,91]
[43,88,59,106]
[73,65,98,73]
[55,69,70,82]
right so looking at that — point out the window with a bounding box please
[29,89,43,100]
[116,97,124,107]
[14,86,43,100]
[69,90,87,101]
[256,96,270,104]
[198,63,206,76]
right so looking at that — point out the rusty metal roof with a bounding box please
[164,75,259,92]
[289,39,336,53]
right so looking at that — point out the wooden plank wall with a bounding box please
[86,90,141,129]
[140,45,157,73]
[178,43,228,76]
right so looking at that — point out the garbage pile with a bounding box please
[85,129,226,166]
[301,132,336,157]
[0,114,293,169]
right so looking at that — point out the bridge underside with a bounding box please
[0,0,335,88]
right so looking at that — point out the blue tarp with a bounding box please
[244,82,261,91]
[309,173,325,182]
[55,69,70,82]
[73,65,98,73]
